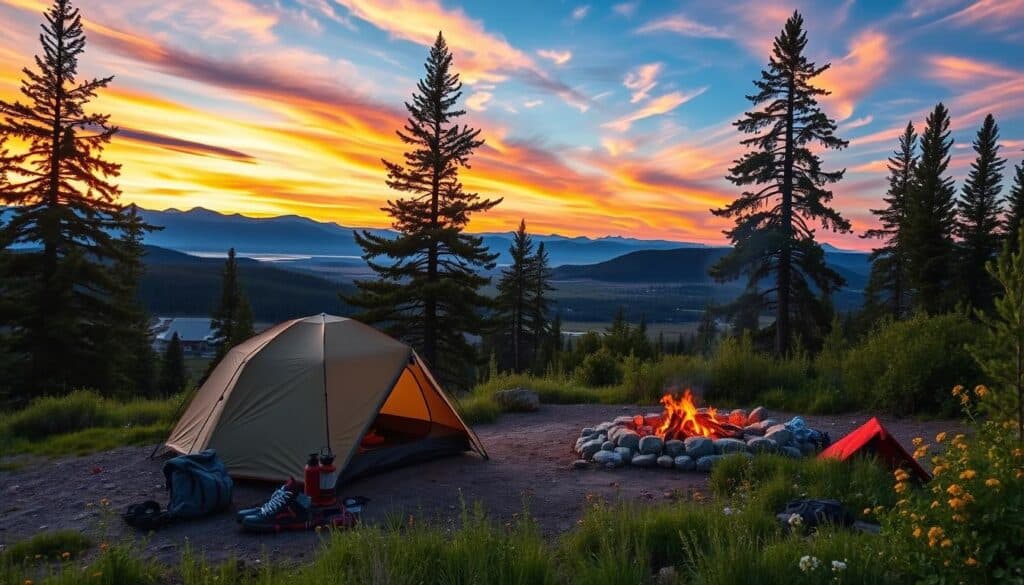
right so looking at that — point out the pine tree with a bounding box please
[709,11,851,355]
[862,122,916,321]
[0,0,128,397]
[347,33,501,386]
[904,103,958,314]
[956,114,1005,310]
[208,248,255,371]
[968,226,1024,442]
[157,332,188,396]
[1004,162,1024,253]
[527,241,554,366]
[104,205,158,395]
[495,220,534,373]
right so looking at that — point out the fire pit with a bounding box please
[573,390,825,472]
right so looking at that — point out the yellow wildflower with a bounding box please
[952,514,966,522]
[24,580,34,585]
[894,469,910,482]
[912,527,922,538]
[985,478,1001,488]
[933,465,947,476]
[61,552,70,560]
[940,539,952,548]
[952,385,964,396]
[99,498,110,507]
[927,526,944,540]
[974,385,988,398]
[948,497,966,509]
[966,557,978,567]
[946,484,964,496]
[952,434,966,444]
[863,507,872,516]
[935,431,947,443]
[1013,448,1023,458]
[894,482,908,494]
[912,437,924,447]
[930,500,940,509]
[959,469,976,480]
[914,446,929,459]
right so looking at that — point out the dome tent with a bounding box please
[165,314,487,482]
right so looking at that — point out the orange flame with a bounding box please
[652,389,739,440]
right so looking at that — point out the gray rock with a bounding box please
[714,438,748,454]
[664,439,684,457]
[580,439,605,459]
[580,427,597,438]
[760,418,778,429]
[639,435,665,455]
[673,455,695,471]
[593,450,624,467]
[747,437,778,453]
[631,453,657,468]
[748,406,768,424]
[613,415,636,425]
[696,455,724,472]
[743,424,765,437]
[595,421,614,432]
[764,425,792,446]
[601,440,616,451]
[494,387,540,412]
[684,436,715,458]
[781,446,802,458]
[614,447,634,464]
[572,459,589,469]
[616,430,641,451]
[657,455,675,469]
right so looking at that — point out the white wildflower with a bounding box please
[832,559,848,572]
[723,507,735,516]
[788,513,803,527]
[798,555,821,573]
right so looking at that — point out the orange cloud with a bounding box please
[818,31,891,121]
[602,88,707,132]
[536,49,571,66]
[624,63,662,103]
[939,0,1024,33]
[927,55,1018,85]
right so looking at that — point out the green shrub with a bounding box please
[457,393,501,425]
[0,531,91,565]
[574,348,622,387]
[843,313,983,415]
[704,334,810,405]
[4,390,114,440]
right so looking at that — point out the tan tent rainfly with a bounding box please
[166,314,487,482]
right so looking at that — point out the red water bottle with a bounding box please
[317,450,338,507]
[304,453,321,503]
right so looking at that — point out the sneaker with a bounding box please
[241,483,313,533]
[237,478,301,523]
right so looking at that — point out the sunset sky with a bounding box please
[0,0,1022,248]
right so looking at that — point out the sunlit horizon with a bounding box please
[1,0,1021,250]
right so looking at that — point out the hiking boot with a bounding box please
[236,478,299,523]
[240,483,313,533]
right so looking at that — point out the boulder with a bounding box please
[614,447,634,464]
[639,435,665,456]
[601,441,615,451]
[673,455,696,471]
[613,415,636,426]
[664,439,684,457]
[764,425,792,446]
[593,450,623,467]
[579,439,604,459]
[631,454,657,468]
[747,406,768,424]
[696,455,724,472]
[684,436,715,458]
[595,421,614,432]
[728,409,748,427]
[743,424,765,437]
[657,455,675,469]
[494,387,540,412]
[714,438,748,454]
[781,446,802,458]
[580,427,597,438]
[747,437,778,453]
[616,430,641,451]
[571,459,589,469]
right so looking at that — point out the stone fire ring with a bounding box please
[572,407,818,472]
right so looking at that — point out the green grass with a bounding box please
[0,531,92,566]
[0,390,182,457]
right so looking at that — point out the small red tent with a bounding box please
[818,417,931,482]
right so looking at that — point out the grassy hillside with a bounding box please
[139,246,352,321]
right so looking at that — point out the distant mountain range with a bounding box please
[134,207,703,266]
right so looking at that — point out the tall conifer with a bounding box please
[157,332,188,397]
[348,33,500,386]
[956,114,1005,310]
[863,122,916,320]
[709,12,850,355]
[1007,162,1024,251]
[495,220,534,373]
[208,248,254,371]
[527,241,554,365]
[904,103,957,314]
[0,0,129,396]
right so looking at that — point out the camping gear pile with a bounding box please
[124,449,234,530]
[573,395,829,471]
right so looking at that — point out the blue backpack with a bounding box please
[162,449,233,519]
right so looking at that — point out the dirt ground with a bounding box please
[0,404,963,564]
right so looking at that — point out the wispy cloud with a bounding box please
[613,2,639,18]
[536,48,572,65]
[466,91,493,111]
[623,62,662,103]
[818,30,892,121]
[571,5,590,21]
[602,88,707,132]
[636,14,730,38]
[523,99,543,108]
[937,0,1024,33]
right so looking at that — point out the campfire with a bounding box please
[573,389,825,472]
